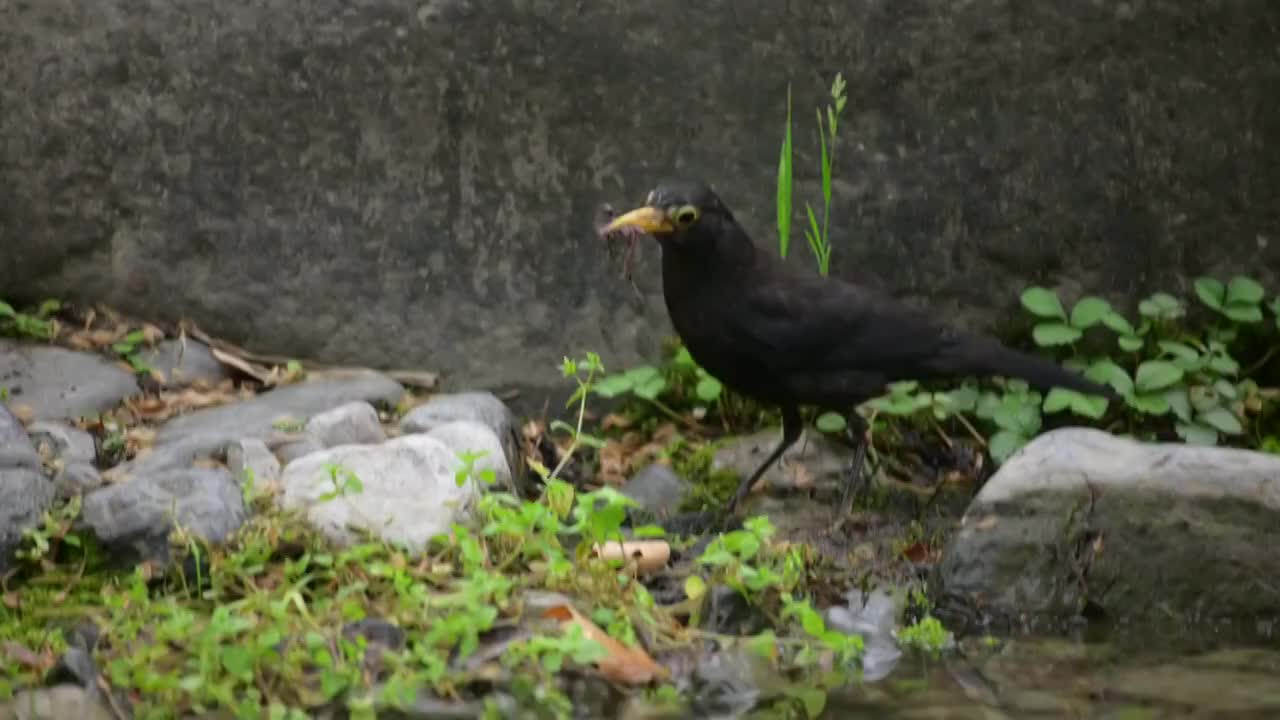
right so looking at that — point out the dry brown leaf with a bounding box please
[1,592,19,610]
[210,346,274,385]
[140,323,165,344]
[591,540,671,574]
[601,413,632,431]
[786,462,816,489]
[542,603,667,684]
[2,641,50,671]
[970,515,999,531]
[597,441,628,486]
[8,405,33,424]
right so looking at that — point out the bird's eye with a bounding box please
[674,205,699,226]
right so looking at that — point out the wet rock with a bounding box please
[106,369,404,480]
[279,434,479,550]
[400,392,528,494]
[712,428,853,501]
[305,401,386,447]
[0,406,55,576]
[936,428,1280,630]
[0,341,140,422]
[824,588,904,682]
[0,685,114,720]
[226,438,281,490]
[423,420,512,493]
[80,467,247,565]
[140,338,234,388]
[621,463,690,517]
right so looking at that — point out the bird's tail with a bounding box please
[952,337,1119,400]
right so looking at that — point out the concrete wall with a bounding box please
[2,0,1277,393]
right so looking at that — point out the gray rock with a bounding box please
[0,341,139,422]
[305,401,386,448]
[2,1,1274,396]
[402,392,526,494]
[712,428,853,501]
[140,338,234,388]
[0,685,114,720]
[279,434,479,551]
[275,437,325,466]
[0,406,54,576]
[26,422,97,465]
[621,463,690,516]
[936,428,1280,629]
[423,420,513,493]
[80,467,247,565]
[226,438,281,491]
[106,369,404,480]
[52,463,103,499]
[0,406,38,470]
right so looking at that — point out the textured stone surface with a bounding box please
[0,341,139,422]
[104,369,404,480]
[305,401,387,448]
[80,467,247,565]
[0,406,54,576]
[936,428,1280,629]
[141,338,234,388]
[279,434,479,550]
[621,463,690,517]
[402,392,527,493]
[421,419,513,493]
[2,1,1275,394]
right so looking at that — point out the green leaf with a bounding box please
[683,575,707,601]
[1157,341,1199,361]
[1085,359,1134,396]
[1042,388,1074,414]
[0,301,13,318]
[1032,322,1083,346]
[1208,354,1239,376]
[1101,310,1134,336]
[938,385,979,413]
[1165,388,1192,422]
[1198,407,1244,435]
[672,347,696,368]
[777,85,793,259]
[1020,287,1067,320]
[1118,335,1144,352]
[633,374,667,400]
[1194,277,1225,310]
[1128,392,1171,415]
[1134,361,1184,392]
[1176,422,1219,446]
[694,376,722,402]
[1070,297,1112,328]
[591,375,635,398]
[988,430,1027,464]
[1225,276,1265,305]
[1188,385,1220,413]
[1139,292,1184,320]
[1213,379,1238,399]
[1223,305,1264,323]
[815,412,847,433]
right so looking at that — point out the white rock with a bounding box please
[279,435,479,550]
[423,420,512,492]
[305,401,386,448]
[226,438,282,491]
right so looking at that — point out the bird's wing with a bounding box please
[729,268,963,375]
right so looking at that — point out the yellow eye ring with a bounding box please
[673,205,699,226]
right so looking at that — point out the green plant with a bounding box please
[111,329,156,374]
[897,614,953,655]
[775,73,849,277]
[317,463,364,502]
[0,299,60,340]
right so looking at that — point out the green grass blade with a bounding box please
[776,85,793,259]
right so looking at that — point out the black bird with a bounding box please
[600,179,1116,517]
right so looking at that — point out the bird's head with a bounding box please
[599,180,746,256]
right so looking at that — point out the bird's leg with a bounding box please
[835,412,872,521]
[726,406,802,512]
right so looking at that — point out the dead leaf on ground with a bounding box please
[542,603,667,684]
[210,346,276,385]
[591,540,671,574]
[601,413,632,431]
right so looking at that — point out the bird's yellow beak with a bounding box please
[601,206,674,235]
